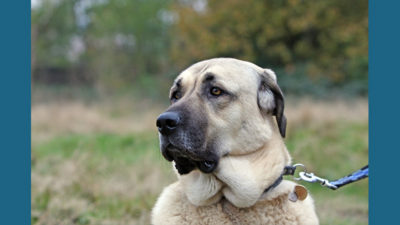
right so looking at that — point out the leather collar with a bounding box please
[263,165,297,193]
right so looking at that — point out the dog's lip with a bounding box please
[161,144,174,161]
[161,143,219,173]
[196,160,218,173]
[163,143,213,161]
[165,144,188,157]
[167,145,203,161]
[162,143,194,161]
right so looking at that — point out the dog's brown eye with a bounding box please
[210,87,222,96]
[172,91,181,100]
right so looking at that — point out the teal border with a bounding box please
[0,1,31,224]
[0,0,398,224]
[369,0,400,224]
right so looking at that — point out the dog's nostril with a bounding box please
[166,118,178,128]
[156,111,180,135]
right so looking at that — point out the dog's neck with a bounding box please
[177,119,292,208]
[226,117,292,193]
[251,131,291,185]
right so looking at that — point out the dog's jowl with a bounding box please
[152,58,319,225]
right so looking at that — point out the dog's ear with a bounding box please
[257,69,287,137]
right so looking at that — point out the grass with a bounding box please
[32,132,176,225]
[32,97,368,225]
[287,121,368,225]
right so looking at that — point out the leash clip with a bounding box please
[289,163,368,190]
[298,172,338,190]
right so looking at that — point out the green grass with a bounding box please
[32,121,368,225]
[287,121,368,225]
[32,132,175,224]
[33,132,162,165]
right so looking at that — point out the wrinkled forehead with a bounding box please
[175,59,262,90]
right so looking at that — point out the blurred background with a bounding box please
[31,0,368,224]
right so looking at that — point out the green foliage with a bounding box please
[32,0,174,89]
[31,0,368,96]
[32,0,78,68]
[84,0,173,89]
[276,64,368,97]
[171,0,368,87]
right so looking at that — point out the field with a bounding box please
[31,89,368,225]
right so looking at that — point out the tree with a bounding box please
[32,0,79,78]
[84,0,173,89]
[171,0,368,85]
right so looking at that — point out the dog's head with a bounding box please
[156,58,286,175]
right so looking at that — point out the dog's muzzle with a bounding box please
[156,111,218,174]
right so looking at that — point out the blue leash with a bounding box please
[330,165,368,189]
[285,164,369,190]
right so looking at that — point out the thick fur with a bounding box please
[152,181,317,225]
[152,58,319,224]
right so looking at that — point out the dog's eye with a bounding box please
[171,91,181,101]
[210,87,222,96]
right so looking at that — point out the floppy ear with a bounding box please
[257,69,287,138]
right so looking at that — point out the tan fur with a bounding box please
[152,58,319,224]
[152,181,318,225]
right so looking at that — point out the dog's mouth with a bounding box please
[162,143,218,174]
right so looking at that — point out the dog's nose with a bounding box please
[156,112,180,135]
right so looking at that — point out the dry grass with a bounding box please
[286,98,368,125]
[32,153,175,225]
[32,101,162,144]
[32,98,367,139]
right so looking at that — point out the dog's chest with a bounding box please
[188,196,298,225]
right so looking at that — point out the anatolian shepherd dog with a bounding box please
[152,58,319,224]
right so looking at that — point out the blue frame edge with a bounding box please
[370,0,400,224]
[0,1,31,224]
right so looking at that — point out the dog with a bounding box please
[152,58,319,224]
